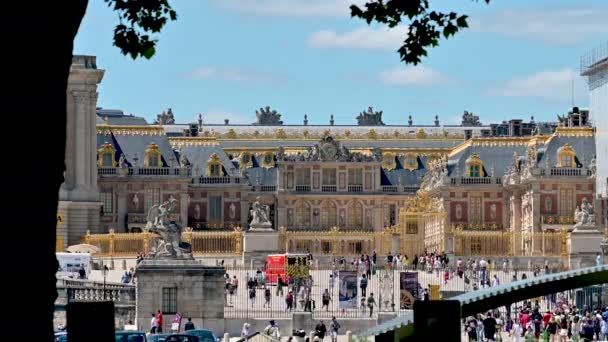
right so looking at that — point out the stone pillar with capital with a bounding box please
[59,56,104,245]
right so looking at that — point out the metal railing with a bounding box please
[450,177,503,185]
[382,186,398,193]
[98,167,191,177]
[542,216,575,225]
[195,176,241,184]
[321,185,337,192]
[252,185,277,192]
[222,265,568,319]
[453,230,567,257]
[83,228,243,257]
[279,227,390,256]
[295,185,311,192]
[451,223,504,231]
[348,185,363,192]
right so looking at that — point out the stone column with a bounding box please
[277,207,287,228]
[180,192,188,226]
[116,189,127,231]
[373,203,384,232]
[510,193,523,255]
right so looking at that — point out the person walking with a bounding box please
[276,276,284,297]
[360,274,368,297]
[156,310,163,334]
[322,289,331,312]
[482,311,497,342]
[367,293,377,318]
[149,313,157,334]
[329,316,340,342]
[264,320,280,339]
[263,286,271,308]
[241,322,251,337]
[184,317,194,331]
[285,290,294,312]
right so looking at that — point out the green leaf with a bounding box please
[142,45,156,59]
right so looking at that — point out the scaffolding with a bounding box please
[580,41,608,76]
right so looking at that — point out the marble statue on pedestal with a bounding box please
[574,197,596,229]
[145,198,193,259]
[249,197,272,230]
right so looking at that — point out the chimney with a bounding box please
[304,114,308,126]
[330,114,334,126]
[224,119,229,125]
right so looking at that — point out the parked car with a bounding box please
[183,329,219,342]
[148,334,199,342]
[115,330,147,342]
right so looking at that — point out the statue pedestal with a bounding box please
[569,225,603,268]
[135,259,225,336]
[243,229,279,266]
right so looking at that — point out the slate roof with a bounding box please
[97,132,178,167]
[448,144,529,177]
[178,145,235,176]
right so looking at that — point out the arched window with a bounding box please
[296,201,311,228]
[556,144,576,168]
[144,142,162,167]
[466,153,483,177]
[97,142,115,167]
[261,151,275,169]
[348,200,363,228]
[320,200,337,228]
[206,153,224,176]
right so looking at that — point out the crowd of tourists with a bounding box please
[465,301,608,341]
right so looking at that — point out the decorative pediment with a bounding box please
[556,143,576,167]
[382,152,396,171]
[403,153,419,171]
[144,142,162,167]
[260,151,275,169]
[240,152,253,169]
[206,153,224,176]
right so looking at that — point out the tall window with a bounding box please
[100,191,113,214]
[469,165,481,177]
[347,201,363,228]
[145,188,161,212]
[161,287,177,314]
[470,196,482,224]
[560,154,573,168]
[144,142,162,167]
[322,169,337,185]
[320,201,337,227]
[348,169,363,185]
[209,196,222,225]
[102,154,114,167]
[296,168,311,185]
[209,164,222,176]
[296,201,311,228]
[389,204,396,226]
[148,155,159,167]
[559,189,574,217]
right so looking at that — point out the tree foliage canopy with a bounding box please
[351,0,491,65]
[105,0,489,64]
[105,0,177,59]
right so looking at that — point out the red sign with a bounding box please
[265,254,286,284]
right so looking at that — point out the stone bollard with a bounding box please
[223,333,230,342]
[346,330,352,342]
[122,259,127,270]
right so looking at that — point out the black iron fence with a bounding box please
[221,264,567,319]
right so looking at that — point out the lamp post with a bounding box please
[102,265,109,300]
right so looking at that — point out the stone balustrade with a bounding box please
[194,176,242,184]
[450,176,503,185]
[97,166,191,177]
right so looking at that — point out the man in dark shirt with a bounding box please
[315,320,327,339]
[387,252,394,266]
[184,317,195,331]
[483,312,497,341]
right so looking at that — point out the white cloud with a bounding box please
[308,27,407,50]
[471,7,608,44]
[210,0,366,17]
[486,69,588,101]
[378,66,453,86]
[185,66,283,83]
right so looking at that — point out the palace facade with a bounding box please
[58,56,602,258]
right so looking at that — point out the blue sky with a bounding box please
[75,0,608,126]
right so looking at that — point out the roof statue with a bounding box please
[357,107,385,126]
[155,108,175,125]
[461,111,481,126]
[253,106,283,125]
[145,198,193,259]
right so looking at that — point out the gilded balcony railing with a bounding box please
[542,216,575,225]
[278,226,389,256]
[83,227,243,257]
[451,223,504,231]
[452,230,565,257]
